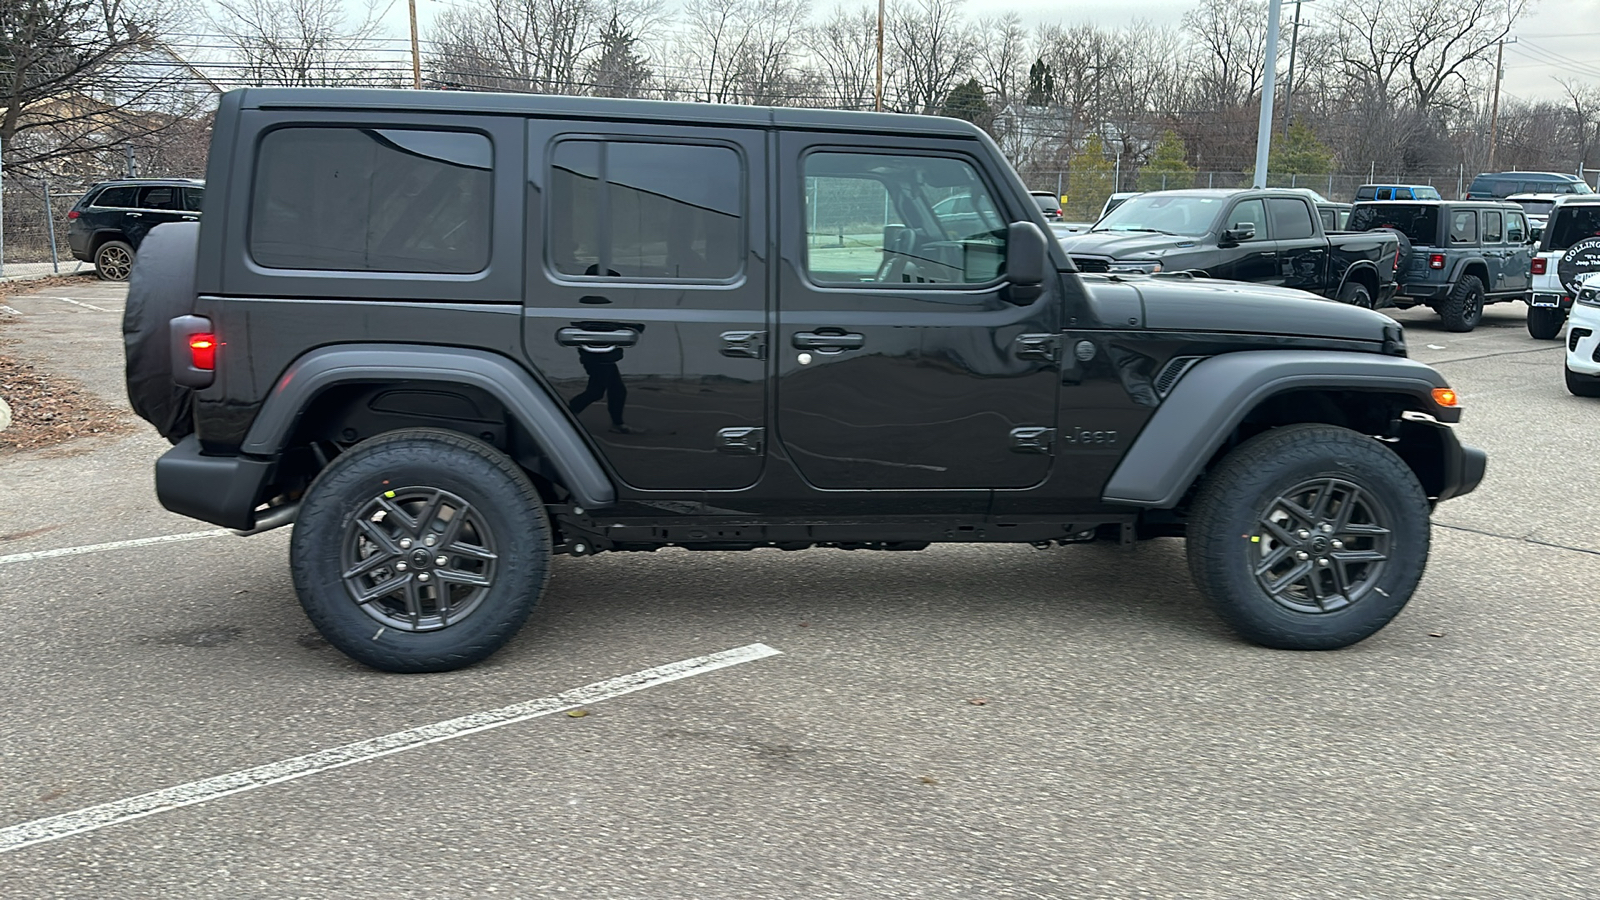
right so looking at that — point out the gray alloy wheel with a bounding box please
[94,240,135,282]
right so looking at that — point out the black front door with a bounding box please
[1210,197,1278,282]
[1269,197,1328,291]
[774,138,1059,490]
[522,122,768,491]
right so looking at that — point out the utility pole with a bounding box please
[408,0,423,89]
[1252,0,1284,188]
[1282,0,1311,137]
[1487,37,1516,170]
[875,0,885,111]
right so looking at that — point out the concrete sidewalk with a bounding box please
[0,260,91,282]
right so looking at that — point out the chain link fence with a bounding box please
[1022,168,1481,210]
[2,181,92,275]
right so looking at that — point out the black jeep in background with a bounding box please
[67,178,204,281]
[1349,200,1534,332]
[123,89,1484,673]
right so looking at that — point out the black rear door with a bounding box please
[773,135,1059,490]
[522,122,768,491]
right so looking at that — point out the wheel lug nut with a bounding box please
[395,561,407,571]
[1297,530,1311,539]
[425,535,437,547]
[1332,540,1345,550]
[418,572,430,582]
[1321,523,1334,533]
[1317,558,1330,567]
[399,538,412,549]
[1295,550,1310,560]
[435,555,448,567]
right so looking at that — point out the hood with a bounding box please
[1100,275,1398,344]
[1058,230,1202,260]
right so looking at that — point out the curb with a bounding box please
[0,396,10,433]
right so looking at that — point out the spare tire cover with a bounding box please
[1558,237,1600,294]
[1368,228,1413,275]
[123,222,200,443]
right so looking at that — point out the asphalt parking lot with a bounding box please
[1,280,1596,898]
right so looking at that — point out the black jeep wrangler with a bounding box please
[124,89,1486,672]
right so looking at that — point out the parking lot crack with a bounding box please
[1435,521,1600,558]
[1426,345,1564,366]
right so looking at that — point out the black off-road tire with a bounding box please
[1186,423,1431,651]
[1527,306,1566,340]
[1565,367,1600,397]
[1438,275,1485,332]
[1336,280,1374,308]
[94,239,135,282]
[291,428,552,673]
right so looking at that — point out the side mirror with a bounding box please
[1223,223,1257,243]
[1004,220,1047,304]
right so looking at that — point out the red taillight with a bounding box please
[189,333,216,370]
[67,210,79,219]
[1429,253,1446,270]
[1532,257,1547,275]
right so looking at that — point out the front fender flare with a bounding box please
[242,344,615,509]
[1101,350,1454,508]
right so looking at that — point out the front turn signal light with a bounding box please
[1432,387,1459,408]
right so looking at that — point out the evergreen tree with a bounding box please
[1136,131,1196,191]
[941,78,990,125]
[1065,135,1115,220]
[587,15,654,99]
[1026,59,1054,107]
[1270,123,1335,177]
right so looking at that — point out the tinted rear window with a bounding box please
[1032,195,1060,212]
[92,186,138,208]
[1349,204,1439,245]
[250,127,492,274]
[1545,206,1600,251]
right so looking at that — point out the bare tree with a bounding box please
[805,3,879,110]
[1182,0,1271,110]
[209,0,392,87]
[678,0,809,105]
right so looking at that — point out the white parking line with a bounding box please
[0,643,782,854]
[0,530,231,567]
[48,296,114,312]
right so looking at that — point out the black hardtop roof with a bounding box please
[231,87,988,139]
[1351,198,1520,209]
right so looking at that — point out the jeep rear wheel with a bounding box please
[94,239,134,282]
[1527,306,1566,340]
[291,429,551,673]
[1186,423,1430,650]
[1438,275,1484,332]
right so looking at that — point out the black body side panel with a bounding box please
[241,344,616,508]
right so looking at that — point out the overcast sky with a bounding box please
[380,0,1598,103]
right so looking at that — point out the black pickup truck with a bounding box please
[124,89,1482,672]
[1058,189,1401,308]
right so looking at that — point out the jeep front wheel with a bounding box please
[1186,423,1430,650]
[291,429,552,673]
[1527,306,1566,340]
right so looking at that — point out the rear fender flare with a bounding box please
[1101,350,1453,508]
[242,344,615,509]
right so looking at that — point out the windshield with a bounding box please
[1513,199,1556,217]
[1349,204,1439,246]
[1544,206,1600,251]
[1093,194,1217,236]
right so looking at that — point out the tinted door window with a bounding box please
[1482,211,1503,243]
[250,127,492,274]
[1507,213,1527,243]
[1356,187,1376,200]
[804,152,1006,285]
[1268,198,1315,239]
[1226,199,1267,239]
[549,141,741,281]
[1377,188,1394,200]
[1449,209,1478,244]
[1546,206,1600,251]
[93,186,137,208]
[183,188,204,212]
[138,186,179,210]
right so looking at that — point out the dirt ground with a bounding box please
[0,275,132,453]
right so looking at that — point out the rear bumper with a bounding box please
[1397,281,1449,300]
[155,435,272,530]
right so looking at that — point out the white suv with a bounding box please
[1527,195,1600,340]
[1563,273,1600,395]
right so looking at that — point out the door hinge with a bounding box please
[1010,426,1056,454]
[717,426,765,455]
[1014,333,1060,361]
[720,330,767,359]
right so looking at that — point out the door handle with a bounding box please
[557,326,639,347]
[792,331,865,352]
[181,216,198,221]
[126,212,143,218]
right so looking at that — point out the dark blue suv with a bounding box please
[67,179,204,281]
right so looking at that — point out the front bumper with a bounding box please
[155,435,273,530]
[1565,301,1600,376]
[1395,418,1486,503]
